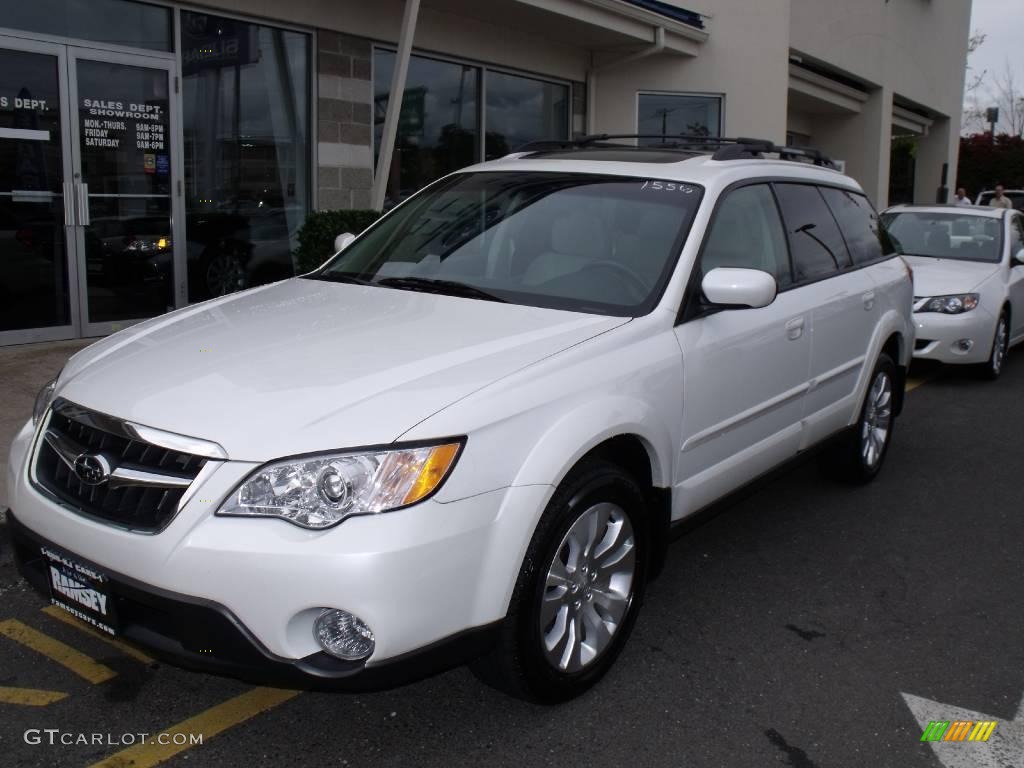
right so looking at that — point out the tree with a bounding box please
[961,31,988,135]
[990,59,1024,138]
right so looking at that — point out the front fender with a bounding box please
[511,398,673,490]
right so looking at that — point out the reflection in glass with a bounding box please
[182,12,311,302]
[637,93,721,143]
[374,51,479,206]
[83,196,173,323]
[0,49,70,332]
[4,0,172,52]
[485,72,568,159]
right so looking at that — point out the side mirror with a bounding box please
[701,267,777,309]
[1014,248,1024,265]
[334,232,356,253]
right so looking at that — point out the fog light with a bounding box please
[313,609,375,660]
[954,339,974,352]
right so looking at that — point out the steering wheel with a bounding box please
[577,260,650,300]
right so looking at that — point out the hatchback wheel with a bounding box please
[981,312,1009,380]
[472,459,648,702]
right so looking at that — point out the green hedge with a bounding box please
[293,209,381,274]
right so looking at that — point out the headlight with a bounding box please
[915,293,979,314]
[32,377,58,426]
[125,237,171,253]
[217,440,464,529]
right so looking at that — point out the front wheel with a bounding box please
[472,459,648,702]
[822,353,897,484]
[980,312,1009,380]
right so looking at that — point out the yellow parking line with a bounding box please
[89,687,300,768]
[0,619,116,684]
[905,377,928,392]
[42,606,155,665]
[0,686,69,706]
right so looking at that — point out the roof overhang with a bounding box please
[788,64,868,115]
[422,0,708,57]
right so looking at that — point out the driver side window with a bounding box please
[701,185,792,287]
[1011,214,1024,260]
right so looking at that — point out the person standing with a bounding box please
[989,184,1013,209]
[953,187,972,206]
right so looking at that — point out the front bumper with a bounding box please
[7,511,499,690]
[912,307,996,365]
[6,417,552,689]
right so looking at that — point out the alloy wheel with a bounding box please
[861,370,893,469]
[540,502,636,673]
[992,317,1008,376]
[206,251,246,297]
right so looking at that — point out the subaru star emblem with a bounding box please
[73,454,111,486]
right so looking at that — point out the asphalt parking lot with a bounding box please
[0,343,1022,768]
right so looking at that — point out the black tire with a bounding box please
[471,459,649,703]
[979,311,1009,380]
[821,353,897,484]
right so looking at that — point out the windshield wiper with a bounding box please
[375,276,509,303]
[306,272,376,286]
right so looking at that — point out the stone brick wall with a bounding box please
[317,31,375,210]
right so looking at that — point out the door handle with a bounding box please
[785,317,805,340]
[862,290,876,310]
[75,182,90,226]
[62,182,75,227]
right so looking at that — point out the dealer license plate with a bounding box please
[42,546,118,635]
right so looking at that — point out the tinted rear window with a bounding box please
[774,183,851,280]
[820,187,893,265]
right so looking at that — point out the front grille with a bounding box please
[34,400,207,532]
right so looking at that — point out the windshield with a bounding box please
[880,211,1003,264]
[312,171,703,316]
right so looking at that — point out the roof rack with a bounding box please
[516,134,838,169]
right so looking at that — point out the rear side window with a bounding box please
[820,187,894,264]
[700,184,792,287]
[774,183,851,281]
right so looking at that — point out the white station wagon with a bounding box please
[7,137,913,702]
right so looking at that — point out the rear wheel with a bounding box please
[472,459,648,702]
[980,312,1009,380]
[821,353,897,484]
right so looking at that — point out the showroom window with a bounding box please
[374,50,569,205]
[181,11,310,302]
[374,51,479,207]
[637,92,722,143]
[485,71,568,160]
[1,0,172,52]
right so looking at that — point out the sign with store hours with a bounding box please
[80,98,166,150]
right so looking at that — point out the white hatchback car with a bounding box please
[882,204,1024,379]
[7,137,913,702]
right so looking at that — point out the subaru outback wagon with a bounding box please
[7,136,913,702]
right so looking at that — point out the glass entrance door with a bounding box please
[0,39,77,345]
[68,49,179,336]
[0,36,181,344]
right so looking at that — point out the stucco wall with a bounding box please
[789,0,971,119]
[592,0,791,143]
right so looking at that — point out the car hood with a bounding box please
[904,256,1001,297]
[59,279,628,460]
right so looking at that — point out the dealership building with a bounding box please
[0,0,971,345]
